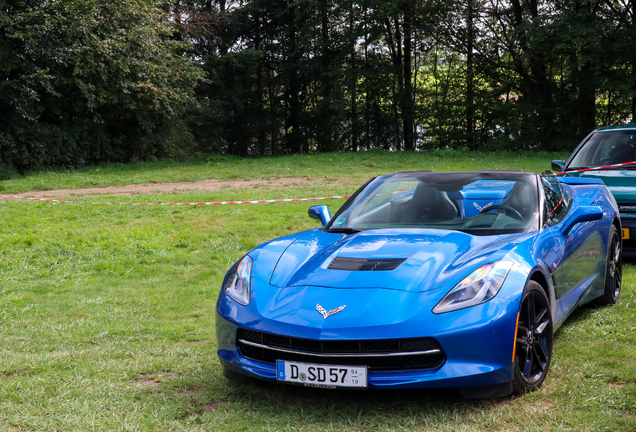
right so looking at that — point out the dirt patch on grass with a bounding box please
[4,177,312,199]
[202,401,227,412]
[136,376,161,388]
[177,385,205,395]
[1,369,33,380]
[134,372,181,388]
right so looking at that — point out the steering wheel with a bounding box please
[479,204,524,220]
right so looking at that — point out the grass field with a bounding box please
[0,150,634,431]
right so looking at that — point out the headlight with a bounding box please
[224,255,253,306]
[433,261,513,314]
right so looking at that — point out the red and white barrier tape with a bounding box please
[0,194,352,206]
[3,160,632,206]
[554,160,636,175]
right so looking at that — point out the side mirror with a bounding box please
[308,205,331,226]
[560,205,603,236]
[551,160,565,172]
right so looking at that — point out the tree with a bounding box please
[0,0,201,172]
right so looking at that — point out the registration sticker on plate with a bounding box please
[276,360,367,388]
[622,228,630,240]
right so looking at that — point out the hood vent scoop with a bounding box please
[327,257,406,271]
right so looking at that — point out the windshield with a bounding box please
[326,172,539,235]
[568,131,636,169]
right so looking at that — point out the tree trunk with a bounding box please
[317,0,334,152]
[267,67,279,155]
[349,0,358,151]
[287,4,302,153]
[632,0,636,123]
[364,19,371,149]
[579,60,596,133]
[385,18,403,150]
[574,0,596,135]
[403,2,414,151]
[509,0,555,148]
[255,17,266,155]
[466,0,475,148]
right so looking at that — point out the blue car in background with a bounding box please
[216,170,622,398]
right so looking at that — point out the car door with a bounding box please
[543,176,604,324]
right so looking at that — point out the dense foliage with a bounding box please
[1,0,636,170]
[179,0,636,154]
[0,0,201,174]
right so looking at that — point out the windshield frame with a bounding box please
[540,172,572,226]
[324,171,541,236]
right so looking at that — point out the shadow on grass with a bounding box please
[158,355,533,430]
[555,303,599,330]
[160,370,507,430]
[555,275,632,331]
[554,258,635,332]
[211,375,510,420]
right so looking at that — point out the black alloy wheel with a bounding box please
[513,281,553,394]
[595,224,622,306]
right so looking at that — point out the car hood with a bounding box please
[564,170,636,204]
[264,229,528,293]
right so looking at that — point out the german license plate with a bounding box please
[623,228,630,240]
[276,360,367,388]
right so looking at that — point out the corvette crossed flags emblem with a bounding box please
[316,304,346,319]
[473,201,493,211]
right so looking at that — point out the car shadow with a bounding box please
[168,366,522,429]
[222,376,511,413]
[623,256,636,265]
[555,303,598,329]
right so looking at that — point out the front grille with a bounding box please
[237,329,446,371]
[327,257,406,271]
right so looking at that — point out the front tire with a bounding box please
[595,224,622,306]
[512,281,553,395]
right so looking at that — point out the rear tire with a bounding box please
[512,281,553,395]
[595,224,622,306]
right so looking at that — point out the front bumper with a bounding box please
[216,286,519,391]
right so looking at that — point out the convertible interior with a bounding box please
[341,178,538,234]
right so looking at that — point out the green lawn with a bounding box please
[0,150,634,431]
[1,149,567,195]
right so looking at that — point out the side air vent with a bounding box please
[327,257,406,271]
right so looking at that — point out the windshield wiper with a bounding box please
[324,227,362,234]
[607,165,636,169]
[567,164,636,171]
[592,165,636,170]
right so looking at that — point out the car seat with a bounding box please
[609,142,636,164]
[401,183,458,223]
[500,181,535,220]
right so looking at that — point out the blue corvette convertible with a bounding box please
[216,170,622,398]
